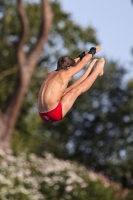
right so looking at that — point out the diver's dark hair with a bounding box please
[56,56,76,71]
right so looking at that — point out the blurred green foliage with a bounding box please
[0,0,133,190]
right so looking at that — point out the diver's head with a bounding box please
[56,56,76,71]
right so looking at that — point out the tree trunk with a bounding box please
[0,0,53,150]
[0,76,27,149]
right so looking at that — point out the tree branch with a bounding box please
[17,0,29,66]
[0,67,18,81]
[26,0,53,68]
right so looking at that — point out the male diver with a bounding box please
[38,46,105,123]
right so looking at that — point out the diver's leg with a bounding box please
[61,58,105,117]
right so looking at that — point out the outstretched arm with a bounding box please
[74,51,87,63]
[74,57,80,63]
[67,46,101,77]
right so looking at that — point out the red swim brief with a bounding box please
[39,102,62,123]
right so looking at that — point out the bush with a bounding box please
[0,149,132,200]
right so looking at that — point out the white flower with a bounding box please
[17,171,24,179]
[65,185,73,192]
[104,181,110,188]
[0,149,5,157]
[17,186,29,195]
[6,155,16,163]
[89,171,98,181]
[0,187,8,195]
[5,148,13,155]
[66,178,73,185]
[24,169,31,176]
[44,177,53,185]
[80,183,88,188]
[0,174,6,182]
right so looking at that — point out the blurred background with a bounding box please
[0,0,133,199]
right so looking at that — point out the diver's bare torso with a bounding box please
[37,70,71,113]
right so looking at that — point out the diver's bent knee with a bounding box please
[70,87,82,97]
[99,69,104,76]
